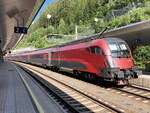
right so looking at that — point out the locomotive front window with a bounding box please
[120,44,127,50]
[108,44,118,51]
[108,42,130,58]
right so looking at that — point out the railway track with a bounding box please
[14,62,125,113]
[110,84,150,104]
[128,84,150,92]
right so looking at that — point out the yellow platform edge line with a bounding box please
[13,64,44,113]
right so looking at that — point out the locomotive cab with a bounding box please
[101,38,139,85]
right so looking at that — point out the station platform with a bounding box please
[129,71,150,88]
[0,61,64,113]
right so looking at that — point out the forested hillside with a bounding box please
[16,0,150,69]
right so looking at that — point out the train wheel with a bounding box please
[84,73,89,80]
[42,64,47,68]
[87,73,92,81]
[73,70,79,78]
[90,73,96,81]
[84,73,95,81]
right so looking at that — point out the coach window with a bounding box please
[90,46,104,55]
[51,52,54,56]
[30,55,43,59]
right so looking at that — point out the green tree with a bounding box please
[58,18,68,34]
[133,45,150,69]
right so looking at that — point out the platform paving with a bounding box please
[129,71,150,88]
[0,61,64,113]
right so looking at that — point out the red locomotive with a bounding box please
[5,37,139,85]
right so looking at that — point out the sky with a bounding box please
[33,0,56,22]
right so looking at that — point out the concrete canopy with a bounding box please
[104,19,150,47]
[0,0,45,52]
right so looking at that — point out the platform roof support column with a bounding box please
[0,48,4,62]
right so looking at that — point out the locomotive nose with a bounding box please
[113,58,133,69]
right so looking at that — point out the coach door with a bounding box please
[57,47,61,67]
[48,49,53,66]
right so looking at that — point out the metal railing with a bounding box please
[104,2,150,21]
